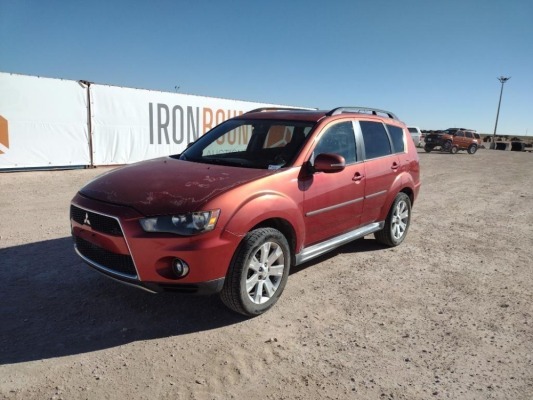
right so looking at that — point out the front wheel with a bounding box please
[374,192,411,247]
[220,228,290,316]
[450,145,458,154]
[424,144,433,153]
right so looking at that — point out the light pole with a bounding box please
[491,76,511,149]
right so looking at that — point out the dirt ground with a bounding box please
[1,149,532,400]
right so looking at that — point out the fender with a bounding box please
[378,172,416,221]
[222,190,305,251]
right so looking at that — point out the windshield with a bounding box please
[178,119,315,169]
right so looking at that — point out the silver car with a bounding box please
[408,126,422,147]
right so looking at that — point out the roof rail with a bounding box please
[326,107,398,120]
[245,106,317,114]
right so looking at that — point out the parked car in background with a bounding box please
[70,106,421,316]
[407,126,422,147]
[424,128,480,154]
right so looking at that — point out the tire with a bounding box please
[450,145,458,154]
[442,141,452,152]
[468,144,477,154]
[220,228,290,316]
[374,192,411,247]
[424,145,433,153]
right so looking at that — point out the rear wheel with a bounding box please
[220,228,290,316]
[468,144,478,154]
[375,192,411,247]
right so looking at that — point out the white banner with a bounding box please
[90,85,285,165]
[0,72,90,169]
[0,72,299,169]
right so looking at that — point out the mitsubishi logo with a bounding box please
[83,213,91,226]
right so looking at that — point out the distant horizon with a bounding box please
[1,0,531,136]
[2,69,529,138]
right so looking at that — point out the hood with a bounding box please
[80,157,275,216]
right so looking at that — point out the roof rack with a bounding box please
[326,107,398,120]
[245,106,317,114]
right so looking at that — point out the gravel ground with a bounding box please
[1,149,532,400]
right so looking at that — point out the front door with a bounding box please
[302,121,365,246]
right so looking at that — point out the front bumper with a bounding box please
[70,193,238,293]
[424,136,444,146]
[77,250,225,294]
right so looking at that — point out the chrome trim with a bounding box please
[75,246,139,281]
[306,197,364,217]
[71,204,141,280]
[76,247,157,294]
[103,276,158,294]
[295,221,384,265]
[365,190,387,200]
[326,107,398,120]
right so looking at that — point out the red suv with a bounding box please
[70,107,421,316]
[424,128,480,154]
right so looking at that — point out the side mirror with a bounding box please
[313,153,345,173]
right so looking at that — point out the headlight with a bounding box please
[140,209,220,235]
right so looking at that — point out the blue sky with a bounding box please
[1,0,532,135]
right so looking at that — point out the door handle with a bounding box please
[352,172,364,182]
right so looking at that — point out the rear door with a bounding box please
[454,131,466,149]
[358,120,401,225]
[464,131,475,148]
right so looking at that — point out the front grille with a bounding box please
[70,205,123,236]
[75,237,137,277]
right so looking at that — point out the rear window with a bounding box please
[387,125,406,153]
[360,121,392,159]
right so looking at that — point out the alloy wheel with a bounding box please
[246,241,285,304]
[391,199,409,240]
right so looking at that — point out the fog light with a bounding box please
[172,258,189,278]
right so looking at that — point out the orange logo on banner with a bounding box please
[0,115,8,154]
[265,125,293,148]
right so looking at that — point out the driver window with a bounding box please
[314,122,356,164]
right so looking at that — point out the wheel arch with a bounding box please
[378,171,417,221]
[221,192,304,265]
[400,186,415,206]
[252,218,297,266]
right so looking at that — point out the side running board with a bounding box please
[295,222,384,265]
